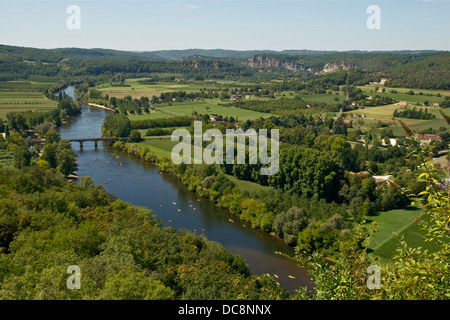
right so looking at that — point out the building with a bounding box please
[343,119,353,127]
[373,175,394,185]
[349,171,371,176]
[209,115,218,122]
[415,134,444,144]
[381,138,400,147]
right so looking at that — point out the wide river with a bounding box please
[58,86,312,293]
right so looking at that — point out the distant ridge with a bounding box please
[148,49,441,60]
[1,44,442,61]
[0,44,448,89]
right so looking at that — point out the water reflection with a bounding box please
[58,89,312,293]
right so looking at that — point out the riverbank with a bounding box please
[88,102,114,112]
[59,87,312,293]
[111,140,279,234]
[108,139,339,274]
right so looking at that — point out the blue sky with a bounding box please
[0,0,449,51]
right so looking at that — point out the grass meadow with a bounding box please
[161,100,271,121]
[358,85,450,100]
[98,79,222,99]
[127,112,172,121]
[128,100,272,122]
[139,135,275,196]
[366,207,440,263]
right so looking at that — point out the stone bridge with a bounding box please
[33,137,126,149]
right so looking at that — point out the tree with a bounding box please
[128,130,142,142]
[44,130,61,144]
[100,267,174,300]
[6,113,28,132]
[41,139,76,176]
[13,147,32,169]
[295,122,450,300]
[273,207,305,245]
[102,114,131,138]
[41,142,58,168]
[240,198,275,231]
[35,121,56,137]
[57,148,77,177]
[268,146,341,201]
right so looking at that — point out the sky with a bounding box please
[0,0,449,52]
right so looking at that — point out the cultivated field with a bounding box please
[0,81,58,119]
[98,79,222,99]
[127,112,172,121]
[367,207,440,263]
[160,100,271,121]
[358,85,450,100]
[346,84,450,137]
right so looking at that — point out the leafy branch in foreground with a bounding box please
[292,120,449,300]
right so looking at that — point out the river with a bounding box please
[58,86,312,293]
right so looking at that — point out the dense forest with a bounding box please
[1,45,449,89]
[0,135,288,299]
[110,123,449,300]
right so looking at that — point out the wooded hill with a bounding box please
[0,44,449,89]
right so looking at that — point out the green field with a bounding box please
[348,103,444,119]
[127,112,172,121]
[139,136,274,196]
[128,100,272,122]
[138,138,182,159]
[161,100,271,121]
[367,207,440,263]
[0,150,14,166]
[347,103,450,137]
[0,81,58,119]
[225,174,274,195]
[359,85,450,100]
[299,92,347,104]
[98,79,222,99]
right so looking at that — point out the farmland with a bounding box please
[96,79,282,121]
[97,79,223,99]
[345,85,450,137]
[366,207,440,264]
[0,81,58,119]
[159,100,272,121]
[127,112,172,121]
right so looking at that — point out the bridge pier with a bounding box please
[32,138,123,149]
